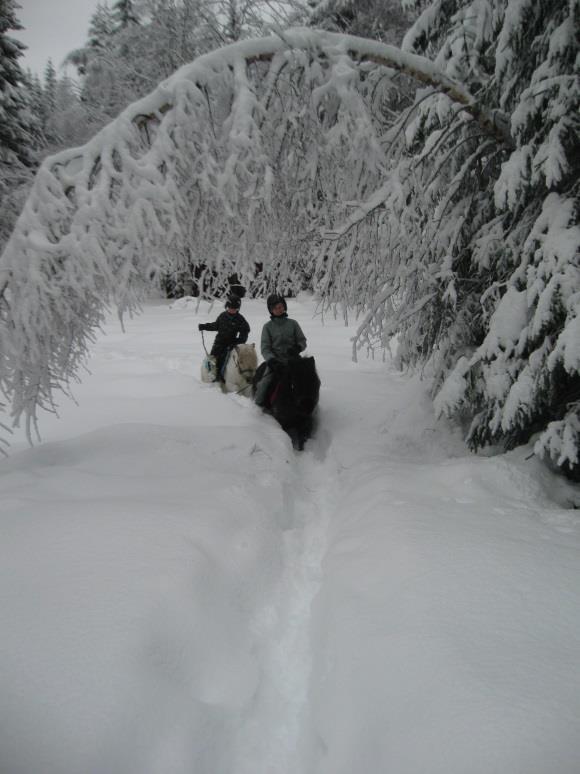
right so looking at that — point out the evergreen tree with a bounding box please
[88,2,116,49]
[26,69,44,122]
[308,0,411,43]
[0,29,503,442]
[63,0,223,136]
[38,58,60,143]
[112,0,140,29]
[0,0,39,165]
[2,14,578,478]
[0,0,43,263]
[43,59,57,112]
[45,74,91,151]
[395,0,580,478]
[75,3,127,129]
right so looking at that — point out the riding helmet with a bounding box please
[225,294,241,310]
[267,293,287,313]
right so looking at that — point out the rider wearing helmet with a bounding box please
[254,294,307,406]
[198,295,250,381]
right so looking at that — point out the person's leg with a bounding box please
[254,367,274,406]
[212,347,227,382]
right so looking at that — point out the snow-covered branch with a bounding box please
[1,6,578,478]
[1,27,503,441]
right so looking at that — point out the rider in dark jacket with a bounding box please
[198,295,250,381]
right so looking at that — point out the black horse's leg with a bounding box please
[298,416,312,451]
[282,424,300,450]
[288,418,309,451]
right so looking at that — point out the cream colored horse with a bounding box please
[222,344,258,394]
[201,344,257,394]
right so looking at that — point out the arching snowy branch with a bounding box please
[0,27,504,441]
[2,11,578,480]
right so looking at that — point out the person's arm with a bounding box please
[237,315,250,344]
[261,323,275,361]
[203,316,220,332]
[294,321,307,353]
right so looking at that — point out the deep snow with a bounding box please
[1,295,579,774]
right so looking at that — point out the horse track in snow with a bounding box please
[233,429,336,773]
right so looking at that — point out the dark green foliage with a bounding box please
[0,0,41,165]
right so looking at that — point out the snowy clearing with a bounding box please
[1,295,579,774]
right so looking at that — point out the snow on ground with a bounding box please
[1,294,579,774]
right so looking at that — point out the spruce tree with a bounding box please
[0,0,39,165]
[308,0,411,43]
[399,0,580,478]
[39,58,60,144]
[0,0,43,262]
[1,16,577,478]
[88,3,116,49]
[112,0,139,29]
[26,69,44,124]
[43,59,57,112]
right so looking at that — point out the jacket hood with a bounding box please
[266,293,287,313]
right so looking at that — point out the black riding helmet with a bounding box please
[225,294,241,310]
[267,293,287,313]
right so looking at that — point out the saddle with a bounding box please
[253,361,280,408]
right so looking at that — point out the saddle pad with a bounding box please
[202,356,217,382]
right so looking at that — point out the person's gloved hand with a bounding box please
[267,358,280,369]
[198,323,207,331]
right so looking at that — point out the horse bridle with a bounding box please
[230,346,255,379]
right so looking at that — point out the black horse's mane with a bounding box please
[274,356,320,418]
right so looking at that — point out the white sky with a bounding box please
[15,0,100,77]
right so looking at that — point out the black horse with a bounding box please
[254,356,321,450]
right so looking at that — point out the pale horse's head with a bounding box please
[235,343,258,373]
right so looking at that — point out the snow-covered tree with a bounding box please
[316,0,578,481]
[88,2,117,48]
[396,0,580,478]
[1,7,578,479]
[37,59,61,144]
[43,60,57,112]
[0,29,500,440]
[25,68,43,120]
[63,0,229,135]
[112,0,140,28]
[0,0,40,166]
[0,1,43,252]
[46,76,93,151]
[308,0,411,43]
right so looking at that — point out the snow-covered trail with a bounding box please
[1,296,580,774]
[225,301,406,773]
[302,366,580,774]
[232,447,337,774]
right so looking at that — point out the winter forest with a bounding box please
[0,0,579,475]
[1,1,580,772]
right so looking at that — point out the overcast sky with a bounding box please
[15,0,100,77]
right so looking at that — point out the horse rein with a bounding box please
[200,330,210,356]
